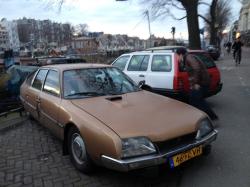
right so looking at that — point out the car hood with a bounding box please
[71,91,206,142]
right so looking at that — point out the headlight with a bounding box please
[196,118,213,140]
[121,137,156,158]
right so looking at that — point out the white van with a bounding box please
[112,49,222,98]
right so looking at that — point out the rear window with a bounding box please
[127,55,149,71]
[151,55,172,72]
[32,69,48,90]
[194,53,216,68]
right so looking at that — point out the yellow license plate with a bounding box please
[169,146,202,168]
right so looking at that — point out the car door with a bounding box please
[146,54,174,90]
[25,69,48,120]
[39,69,63,139]
[125,55,150,85]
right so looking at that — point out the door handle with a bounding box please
[36,97,41,103]
[139,74,145,78]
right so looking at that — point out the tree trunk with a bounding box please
[181,0,201,49]
[209,0,218,45]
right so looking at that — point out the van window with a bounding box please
[194,53,216,68]
[127,55,149,71]
[113,55,130,71]
[32,69,48,90]
[151,55,172,72]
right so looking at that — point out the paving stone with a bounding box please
[23,176,32,185]
[0,120,177,187]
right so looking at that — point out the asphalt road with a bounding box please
[1,49,250,187]
[177,48,250,187]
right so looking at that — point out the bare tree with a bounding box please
[143,0,204,49]
[35,0,65,12]
[202,0,232,46]
[74,24,89,37]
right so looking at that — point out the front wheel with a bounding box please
[67,127,94,173]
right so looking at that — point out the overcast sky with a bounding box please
[0,0,242,39]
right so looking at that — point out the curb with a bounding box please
[0,115,28,132]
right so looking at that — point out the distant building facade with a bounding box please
[71,37,99,54]
[0,19,20,51]
[0,25,8,51]
[238,1,250,45]
[238,0,250,32]
[16,18,72,49]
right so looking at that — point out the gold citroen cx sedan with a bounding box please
[20,63,217,173]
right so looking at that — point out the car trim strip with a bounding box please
[40,111,64,128]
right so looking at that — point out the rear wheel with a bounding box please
[67,126,94,173]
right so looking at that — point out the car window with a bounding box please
[43,70,60,96]
[194,54,216,68]
[151,55,172,72]
[26,71,36,86]
[32,69,48,90]
[63,67,139,99]
[112,55,130,71]
[127,55,149,71]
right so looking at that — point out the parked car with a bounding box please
[20,63,218,173]
[112,48,222,99]
[36,56,86,66]
[0,65,38,114]
[205,45,220,60]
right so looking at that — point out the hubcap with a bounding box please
[71,133,86,164]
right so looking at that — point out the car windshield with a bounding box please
[194,53,216,68]
[63,67,139,99]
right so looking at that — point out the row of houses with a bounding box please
[0,17,177,55]
[71,34,176,54]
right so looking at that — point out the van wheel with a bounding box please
[67,127,94,173]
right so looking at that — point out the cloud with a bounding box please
[0,0,242,39]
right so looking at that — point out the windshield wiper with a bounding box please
[65,92,106,97]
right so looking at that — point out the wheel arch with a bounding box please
[63,122,77,155]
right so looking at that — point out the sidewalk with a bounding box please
[0,112,27,131]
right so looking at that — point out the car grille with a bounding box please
[154,132,197,154]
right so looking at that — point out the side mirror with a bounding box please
[138,80,146,88]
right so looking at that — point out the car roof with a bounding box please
[146,45,186,50]
[42,63,111,71]
[188,49,207,53]
[121,50,175,56]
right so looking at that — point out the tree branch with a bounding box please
[198,1,211,6]
[170,14,187,20]
[57,0,64,12]
[171,1,185,10]
[198,14,211,24]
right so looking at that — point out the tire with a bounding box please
[67,126,94,173]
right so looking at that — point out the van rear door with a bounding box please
[145,53,174,91]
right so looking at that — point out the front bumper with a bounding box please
[101,130,218,172]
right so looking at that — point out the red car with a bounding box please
[176,50,222,98]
